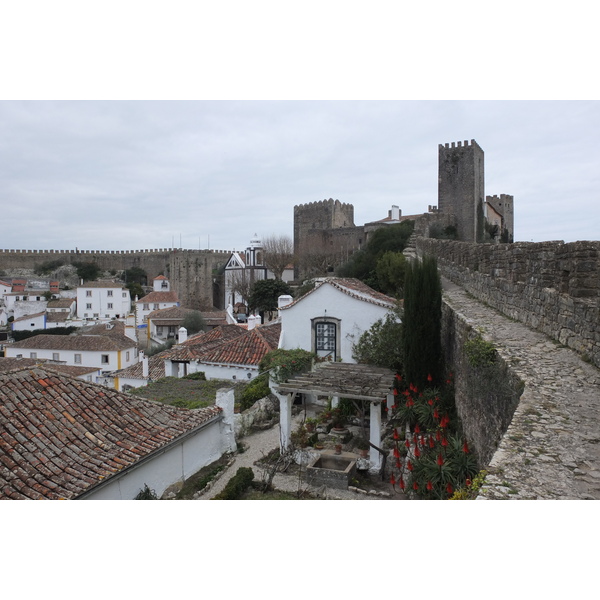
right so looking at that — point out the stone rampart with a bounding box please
[416,238,600,368]
[441,297,524,465]
[0,248,231,310]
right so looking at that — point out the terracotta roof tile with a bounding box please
[137,291,179,304]
[0,366,222,499]
[9,333,135,352]
[170,322,280,368]
[279,278,396,310]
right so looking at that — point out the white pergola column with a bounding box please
[271,376,293,452]
[331,395,340,409]
[369,401,382,472]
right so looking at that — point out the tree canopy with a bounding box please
[248,278,293,314]
[181,311,206,335]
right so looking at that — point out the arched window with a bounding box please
[311,317,341,361]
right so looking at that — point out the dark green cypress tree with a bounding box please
[402,255,442,389]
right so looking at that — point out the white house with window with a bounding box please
[277,278,397,363]
[76,281,131,321]
[11,311,47,332]
[135,277,180,326]
[5,333,138,374]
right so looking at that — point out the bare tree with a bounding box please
[262,234,294,280]
[229,271,253,311]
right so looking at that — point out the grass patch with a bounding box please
[129,377,248,408]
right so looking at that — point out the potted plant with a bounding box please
[330,408,347,431]
[305,417,317,433]
[355,436,370,458]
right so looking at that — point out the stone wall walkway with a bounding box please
[442,279,600,499]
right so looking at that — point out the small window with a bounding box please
[86,303,92,309]
[122,292,127,298]
[30,352,37,359]
[153,303,159,310]
[107,290,113,297]
[107,303,113,309]
[30,323,35,327]
[74,354,82,364]
[52,353,60,361]
[126,351,130,361]
[87,375,92,382]
[86,290,92,297]
[101,355,109,364]
[143,303,149,311]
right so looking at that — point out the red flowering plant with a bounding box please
[388,372,477,499]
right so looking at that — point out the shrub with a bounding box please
[183,371,207,381]
[134,484,158,500]
[259,348,315,383]
[212,467,254,500]
[240,373,270,410]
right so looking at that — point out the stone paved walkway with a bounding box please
[442,279,600,499]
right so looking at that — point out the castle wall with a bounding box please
[416,238,600,368]
[438,140,485,242]
[0,248,230,311]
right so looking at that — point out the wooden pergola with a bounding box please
[272,362,396,471]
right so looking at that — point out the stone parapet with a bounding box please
[417,238,600,368]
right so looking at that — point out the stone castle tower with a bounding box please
[293,199,363,278]
[438,139,485,242]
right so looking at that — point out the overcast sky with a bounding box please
[1,100,598,253]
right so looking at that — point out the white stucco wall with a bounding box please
[164,359,259,382]
[82,416,225,500]
[12,313,46,331]
[279,283,393,363]
[77,286,131,320]
[5,345,138,370]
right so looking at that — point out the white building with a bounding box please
[11,311,46,332]
[76,280,132,321]
[135,276,180,326]
[224,235,294,315]
[5,332,138,374]
[278,278,397,363]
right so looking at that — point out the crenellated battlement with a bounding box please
[294,198,354,212]
[439,139,482,151]
[0,247,232,255]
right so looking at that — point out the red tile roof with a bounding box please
[137,291,180,304]
[12,312,46,323]
[77,280,127,289]
[0,366,222,499]
[9,333,136,352]
[279,278,396,310]
[108,353,167,381]
[169,322,281,368]
[167,324,248,361]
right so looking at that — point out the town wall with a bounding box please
[0,248,231,311]
[416,238,600,368]
[441,299,524,465]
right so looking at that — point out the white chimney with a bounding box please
[278,295,293,309]
[178,326,188,344]
[247,314,261,330]
[142,357,149,378]
[391,205,400,220]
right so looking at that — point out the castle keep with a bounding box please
[438,140,485,242]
